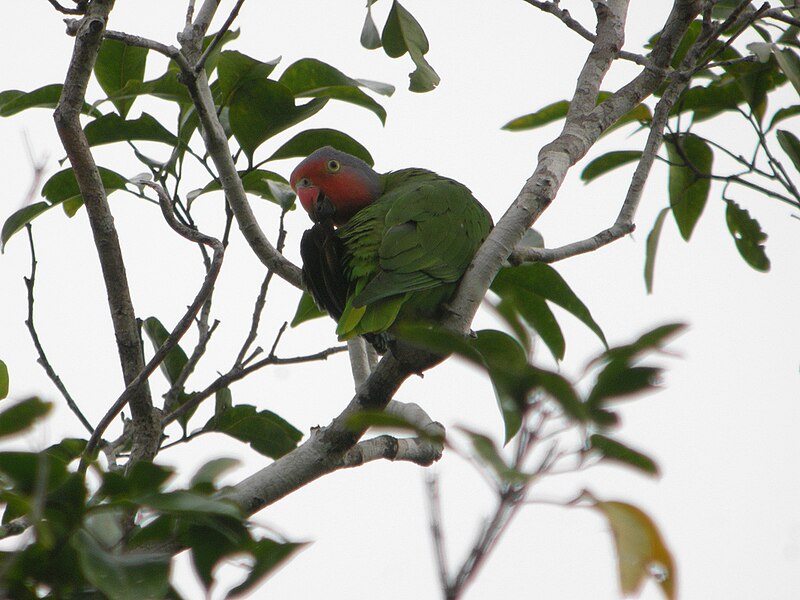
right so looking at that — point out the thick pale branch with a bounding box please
[53,0,158,461]
[445,0,702,334]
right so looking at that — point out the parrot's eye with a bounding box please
[327,159,340,173]
[297,177,311,188]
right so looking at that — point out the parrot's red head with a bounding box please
[290,146,382,225]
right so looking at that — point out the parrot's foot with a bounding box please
[364,332,391,354]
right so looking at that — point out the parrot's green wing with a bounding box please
[336,168,492,339]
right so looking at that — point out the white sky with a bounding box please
[1,1,799,599]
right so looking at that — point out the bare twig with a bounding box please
[426,475,451,596]
[45,0,86,15]
[194,0,247,73]
[24,226,93,434]
[81,182,225,468]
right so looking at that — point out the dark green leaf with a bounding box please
[597,323,687,366]
[190,458,240,489]
[41,167,129,213]
[459,428,529,484]
[492,264,607,348]
[229,539,305,596]
[768,105,800,130]
[0,398,51,439]
[73,529,170,600]
[95,39,148,118]
[0,84,99,117]
[290,291,328,327]
[215,387,232,415]
[605,103,652,133]
[724,57,783,122]
[361,2,382,50]
[674,78,745,122]
[381,1,439,92]
[724,200,770,271]
[138,491,241,520]
[515,294,565,361]
[100,461,174,499]
[184,522,243,590]
[582,151,643,183]
[502,100,569,131]
[772,46,800,96]
[84,113,178,147]
[1,202,50,251]
[589,365,662,406]
[590,434,658,475]
[491,299,531,353]
[266,128,373,165]
[228,77,327,160]
[142,316,189,386]
[216,50,281,107]
[195,169,292,205]
[204,405,303,458]
[777,128,800,172]
[644,208,670,294]
[279,58,390,123]
[664,133,713,241]
[530,366,587,422]
[0,451,70,495]
[0,360,7,400]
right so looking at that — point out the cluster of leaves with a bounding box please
[503,16,800,291]
[0,398,302,599]
[1,29,396,250]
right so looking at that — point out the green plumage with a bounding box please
[335,168,492,340]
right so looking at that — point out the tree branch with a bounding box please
[81,181,225,467]
[53,0,158,462]
[24,226,94,434]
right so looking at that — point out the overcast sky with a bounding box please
[1,2,799,599]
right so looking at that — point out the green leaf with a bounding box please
[664,133,713,241]
[361,1,382,50]
[492,264,607,349]
[590,434,658,475]
[138,490,242,520]
[0,398,51,439]
[644,208,670,294]
[216,50,281,107]
[724,200,770,271]
[94,39,148,118]
[588,364,662,407]
[84,113,179,147]
[0,84,99,117]
[228,77,327,160]
[381,1,440,92]
[502,100,569,131]
[184,520,248,590]
[142,317,189,386]
[229,538,306,596]
[291,291,327,327]
[215,387,232,415]
[41,167,129,216]
[73,529,170,600]
[279,58,391,123]
[0,360,7,400]
[768,105,800,130]
[266,128,374,165]
[724,57,783,122]
[195,169,293,206]
[777,128,800,173]
[190,458,241,489]
[772,46,800,97]
[592,499,676,600]
[459,428,529,484]
[204,405,303,458]
[513,294,565,361]
[605,103,652,133]
[581,151,643,183]
[674,78,745,122]
[1,202,51,251]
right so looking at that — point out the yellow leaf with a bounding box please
[594,500,676,600]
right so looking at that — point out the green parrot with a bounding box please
[291,146,492,351]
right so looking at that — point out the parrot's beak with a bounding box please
[312,193,336,223]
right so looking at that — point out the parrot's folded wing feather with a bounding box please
[300,222,349,321]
